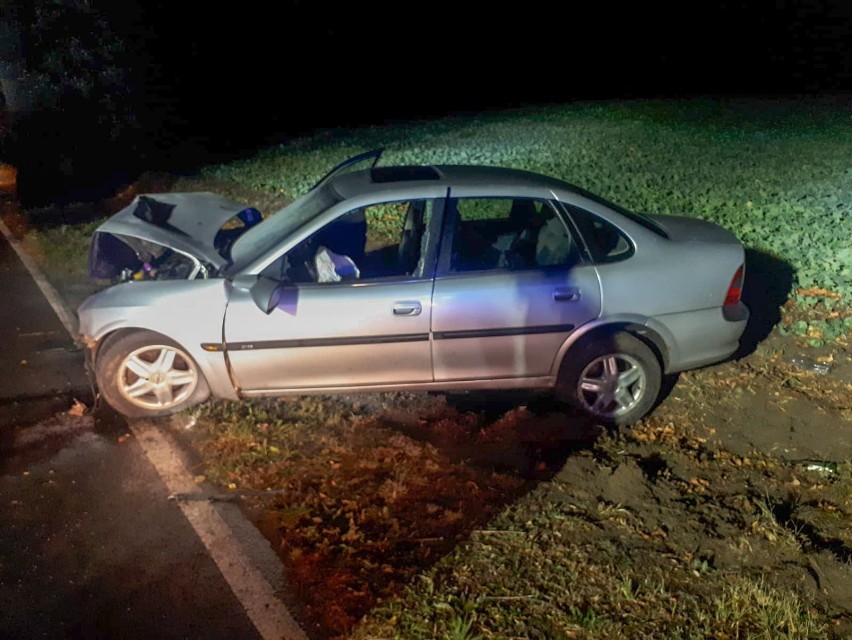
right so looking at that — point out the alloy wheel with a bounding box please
[577,353,646,419]
[117,344,198,411]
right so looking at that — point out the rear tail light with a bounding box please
[724,264,744,306]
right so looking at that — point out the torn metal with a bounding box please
[89,193,262,282]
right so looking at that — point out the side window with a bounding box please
[449,198,578,273]
[269,199,433,284]
[565,205,633,263]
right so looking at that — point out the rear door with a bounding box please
[430,196,601,382]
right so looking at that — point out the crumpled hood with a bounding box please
[90,192,260,279]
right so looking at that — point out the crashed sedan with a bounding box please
[77,149,749,425]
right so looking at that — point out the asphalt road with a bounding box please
[0,228,263,639]
[0,226,89,426]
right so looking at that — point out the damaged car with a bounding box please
[77,149,749,425]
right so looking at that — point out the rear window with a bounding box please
[618,209,669,238]
[568,188,669,239]
[565,206,634,263]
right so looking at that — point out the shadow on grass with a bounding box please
[206,394,605,638]
[432,391,604,477]
[735,247,795,358]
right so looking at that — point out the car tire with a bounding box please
[556,332,661,427]
[95,330,210,418]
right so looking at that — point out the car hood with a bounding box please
[643,214,740,244]
[89,192,259,279]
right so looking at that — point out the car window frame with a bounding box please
[557,201,636,264]
[263,196,447,287]
[436,195,586,277]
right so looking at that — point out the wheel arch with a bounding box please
[88,326,237,402]
[90,327,148,360]
[552,319,670,375]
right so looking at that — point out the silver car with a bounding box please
[77,149,749,425]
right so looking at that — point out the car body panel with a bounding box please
[92,193,253,272]
[593,241,745,317]
[643,213,740,244]
[223,279,435,390]
[431,266,601,380]
[77,279,238,400]
[647,305,747,372]
[239,376,557,398]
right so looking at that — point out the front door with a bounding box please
[224,280,435,391]
[224,198,440,392]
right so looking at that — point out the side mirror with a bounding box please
[250,276,284,314]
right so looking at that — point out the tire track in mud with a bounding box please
[770,498,852,564]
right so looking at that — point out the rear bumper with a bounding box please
[649,303,749,374]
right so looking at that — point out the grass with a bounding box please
[183,364,851,638]
[713,576,828,639]
[22,219,102,280]
[348,440,835,639]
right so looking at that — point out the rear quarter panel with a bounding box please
[596,239,745,317]
[594,231,746,373]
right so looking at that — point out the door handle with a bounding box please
[393,301,422,316]
[553,287,581,302]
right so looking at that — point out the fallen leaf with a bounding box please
[68,398,86,416]
[795,287,842,300]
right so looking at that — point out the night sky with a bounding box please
[136,1,852,134]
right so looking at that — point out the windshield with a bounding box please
[227,183,342,273]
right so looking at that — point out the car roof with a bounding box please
[328,164,577,200]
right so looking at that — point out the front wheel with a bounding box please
[95,331,210,418]
[557,332,661,427]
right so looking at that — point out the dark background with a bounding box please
[1,0,850,205]
[138,1,852,126]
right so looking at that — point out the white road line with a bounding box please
[0,218,79,338]
[1,217,307,640]
[132,421,307,640]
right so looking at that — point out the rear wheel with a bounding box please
[95,331,210,418]
[557,332,661,427]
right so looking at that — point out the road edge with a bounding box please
[0,217,308,640]
[0,218,78,337]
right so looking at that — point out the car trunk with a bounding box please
[643,214,740,244]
